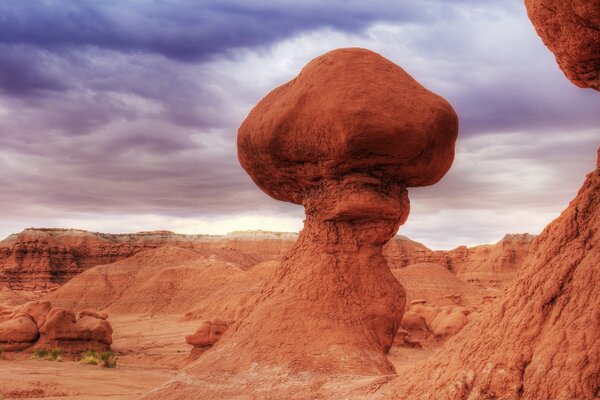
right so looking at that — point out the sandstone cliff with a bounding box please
[0,229,294,290]
[372,150,600,400]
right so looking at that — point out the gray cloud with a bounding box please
[0,0,598,248]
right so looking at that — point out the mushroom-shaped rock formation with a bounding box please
[525,0,600,90]
[234,47,457,372]
[142,48,457,398]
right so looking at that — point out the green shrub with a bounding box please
[79,350,117,368]
[99,351,118,368]
[32,347,63,361]
[79,350,99,365]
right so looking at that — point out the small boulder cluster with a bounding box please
[396,300,480,347]
[185,319,229,359]
[185,319,229,348]
[0,301,112,353]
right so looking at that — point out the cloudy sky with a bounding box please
[0,0,598,249]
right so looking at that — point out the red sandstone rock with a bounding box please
[0,226,531,294]
[47,247,277,318]
[401,311,430,333]
[525,0,600,90]
[393,263,483,306]
[0,316,39,346]
[39,308,79,341]
[185,320,229,348]
[375,149,600,399]
[235,47,456,372]
[79,310,98,319]
[142,47,458,398]
[430,308,469,337]
[17,300,52,327]
[75,316,113,345]
[0,229,295,290]
[386,235,536,289]
[0,301,113,353]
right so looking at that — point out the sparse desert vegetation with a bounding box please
[32,348,63,362]
[79,350,118,368]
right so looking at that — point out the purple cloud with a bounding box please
[0,0,598,248]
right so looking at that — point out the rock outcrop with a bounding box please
[47,246,277,319]
[386,234,536,288]
[0,300,112,352]
[0,229,294,290]
[373,149,600,400]
[525,0,600,90]
[142,47,458,398]
[185,320,229,348]
[0,226,533,292]
[392,263,483,306]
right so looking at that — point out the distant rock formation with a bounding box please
[374,150,600,399]
[525,0,600,90]
[142,47,458,398]
[0,300,112,352]
[420,234,536,288]
[0,228,294,290]
[392,263,483,306]
[47,247,278,319]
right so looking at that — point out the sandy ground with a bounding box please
[0,314,199,400]
[0,312,440,399]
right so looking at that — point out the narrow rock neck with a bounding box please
[295,212,403,252]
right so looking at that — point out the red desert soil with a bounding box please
[44,246,277,319]
[0,314,199,399]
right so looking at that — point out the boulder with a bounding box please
[431,309,469,337]
[39,308,78,341]
[186,320,228,348]
[0,316,39,344]
[76,316,113,345]
[401,311,430,332]
[18,300,52,327]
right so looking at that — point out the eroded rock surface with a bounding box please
[525,0,600,90]
[374,149,600,400]
[0,300,112,353]
[0,229,295,290]
[185,320,229,348]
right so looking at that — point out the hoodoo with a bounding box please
[143,48,457,398]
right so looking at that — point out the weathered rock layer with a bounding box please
[525,0,600,90]
[374,149,600,400]
[0,229,294,290]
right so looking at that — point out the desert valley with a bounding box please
[0,0,599,399]
[0,226,539,398]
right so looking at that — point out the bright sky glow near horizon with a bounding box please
[0,1,598,249]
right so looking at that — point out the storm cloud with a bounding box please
[0,0,598,248]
